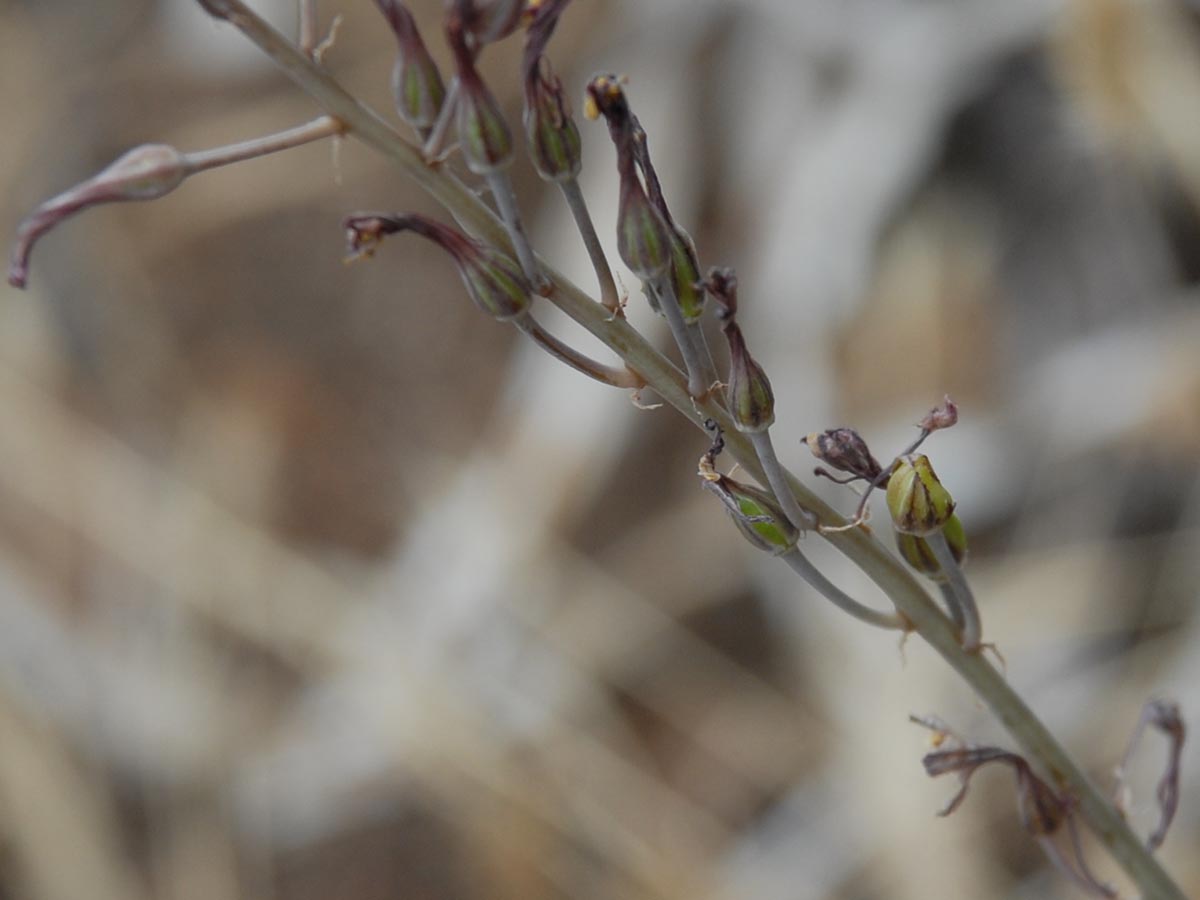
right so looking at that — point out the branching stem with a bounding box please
[184,115,343,173]
[485,170,545,292]
[654,278,713,400]
[514,313,643,389]
[559,178,621,316]
[177,7,1192,896]
[926,530,982,652]
[750,430,818,532]
[780,547,907,631]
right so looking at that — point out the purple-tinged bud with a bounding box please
[894,513,968,580]
[615,174,670,280]
[447,13,513,174]
[887,454,956,536]
[804,427,883,483]
[704,266,738,320]
[343,213,530,321]
[724,322,775,433]
[375,0,446,131]
[698,451,798,555]
[8,143,189,289]
[523,55,581,181]
[919,395,959,433]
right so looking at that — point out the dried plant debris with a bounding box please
[911,715,1117,898]
[1113,699,1186,852]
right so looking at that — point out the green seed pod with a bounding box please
[375,0,446,130]
[724,322,775,433]
[887,454,956,536]
[523,56,582,181]
[701,473,799,555]
[894,514,968,580]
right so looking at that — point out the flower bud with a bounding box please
[448,15,514,174]
[343,213,530,321]
[698,454,798,555]
[804,427,882,483]
[9,143,189,289]
[375,0,446,131]
[724,322,775,433]
[523,55,581,181]
[887,454,956,536]
[616,176,670,280]
[894,514,968,580]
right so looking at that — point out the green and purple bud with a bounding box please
[8,143,189,289]
[447,10,514,174]
[375,0,446,131]
[724,321,775,433]
[523,55,581,181]
[585,75,670,280]
[887,454,956,536]
[463,0,526,44]
[894,514,968,580]
[343,213,530,321]
[698,450,799,555]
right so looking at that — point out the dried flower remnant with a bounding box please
[344,213,530,321]
[912,717,1117,898]
[805,427,884,486]
[919,395,959,434]
[1114,699,1186,852]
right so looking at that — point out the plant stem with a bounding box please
[422,78,460,161]
[514,314,643,389]
[780,548,907,631]
[183,115,343,173]
[485,170,544,291]
[927,530,982,652]
[654,278,712,400]
[297,0,317,56]
[189,6,1189,895]
[558,178,621,317]
[750,430,818,532]
[937,581,966,632]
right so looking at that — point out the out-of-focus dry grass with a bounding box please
[1,1,1198,898]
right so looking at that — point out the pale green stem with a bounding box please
[780,547,907,631]
[422,78,459,161]
[185,7,1191,896]
[558,177,620,316]
[184,115,343,173]
[654,278,712,400]
[514,313,643,389]
[297,0,317,56]
[485,170,544,291]
[937,580,966,632]
[927,530,982,652]
[750,430,818,532]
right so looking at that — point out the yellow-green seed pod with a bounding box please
[894,514,968,580]
[887,454,956,536]
[714,479,799,555]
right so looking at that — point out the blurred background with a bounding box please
[1,0,1198,897]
